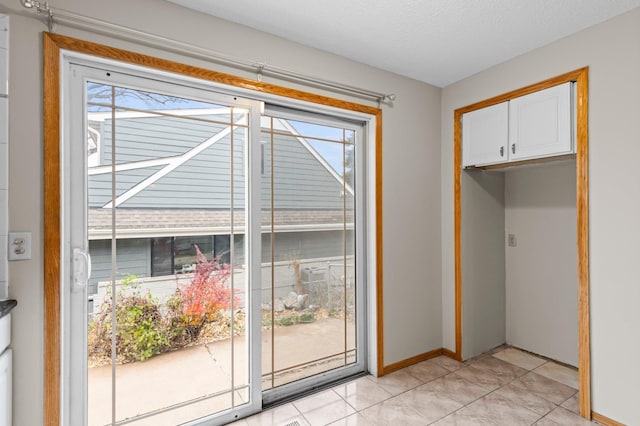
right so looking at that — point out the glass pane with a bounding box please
[86,82,251,425]
[261,116,358,390]
[287,119,346,142]
[151,237,172,277]
[87,83,226,112]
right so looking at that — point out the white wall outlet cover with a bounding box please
[8,231,31,261]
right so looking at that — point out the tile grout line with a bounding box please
[426,350,573,424]
[250,349,584,425]
[330,359,463,424]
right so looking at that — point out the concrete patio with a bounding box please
[88,317,356,425]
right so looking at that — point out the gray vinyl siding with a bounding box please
[88,166,163,208]
[118,137,245,209]
[100,115,231,163]
[263,230,354,263]
[90,114,353,211]
[88,238,151,295]
[262,134,354,210]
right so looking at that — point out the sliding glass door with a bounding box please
[63,58,366,425]
[66,64,262,425]
[260,110,365,403]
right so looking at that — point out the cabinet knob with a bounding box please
[500,146,504,157]
[512,144,516,154]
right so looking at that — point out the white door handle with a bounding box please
[72,248,91,292]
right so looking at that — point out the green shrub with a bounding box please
[89,274,172,362]
[299,313,316,323]
[276,315,296,326]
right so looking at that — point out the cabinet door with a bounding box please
[462,101,509,167]
[509,82,573,161]
[0,349,10,426]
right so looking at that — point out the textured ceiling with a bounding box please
[166,0,640,87]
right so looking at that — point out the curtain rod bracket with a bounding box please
[47,8,55,33]
[21,1,56,32]
[256,62,265,82]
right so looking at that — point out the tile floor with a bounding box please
[234,346,601,426]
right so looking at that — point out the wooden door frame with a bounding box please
[453,68,590,417]
[43,32,384,425]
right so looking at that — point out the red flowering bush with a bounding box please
[167,245,241,342]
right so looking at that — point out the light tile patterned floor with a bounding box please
[236,346,601,426]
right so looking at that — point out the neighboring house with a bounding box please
[86,107,355,303]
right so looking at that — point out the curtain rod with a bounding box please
[19,0,396,105]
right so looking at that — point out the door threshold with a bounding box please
[262,371,369,411]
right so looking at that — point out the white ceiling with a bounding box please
[167,0,640,87]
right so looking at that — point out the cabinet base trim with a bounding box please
[465,153,576,171]
[380,348,443,376]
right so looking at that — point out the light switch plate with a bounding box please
[8,231,31,260]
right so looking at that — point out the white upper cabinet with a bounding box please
[462,101,509,167]
[462,82,574,168]
[509,83,573,161]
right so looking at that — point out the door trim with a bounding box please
[453,67,590,417]
[43,32,383,425]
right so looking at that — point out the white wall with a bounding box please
[0,14,8,299]
[442,7,640,424]
[460,161,578,365]
[505,161,577,366]
[461,170,505,360]
[0,0,443,424]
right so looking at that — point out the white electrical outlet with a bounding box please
[508,233,517,247]
[8,231,31,260]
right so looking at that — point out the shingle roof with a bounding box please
[88,208,354,239]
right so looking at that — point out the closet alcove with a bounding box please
[453,67,590,417]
